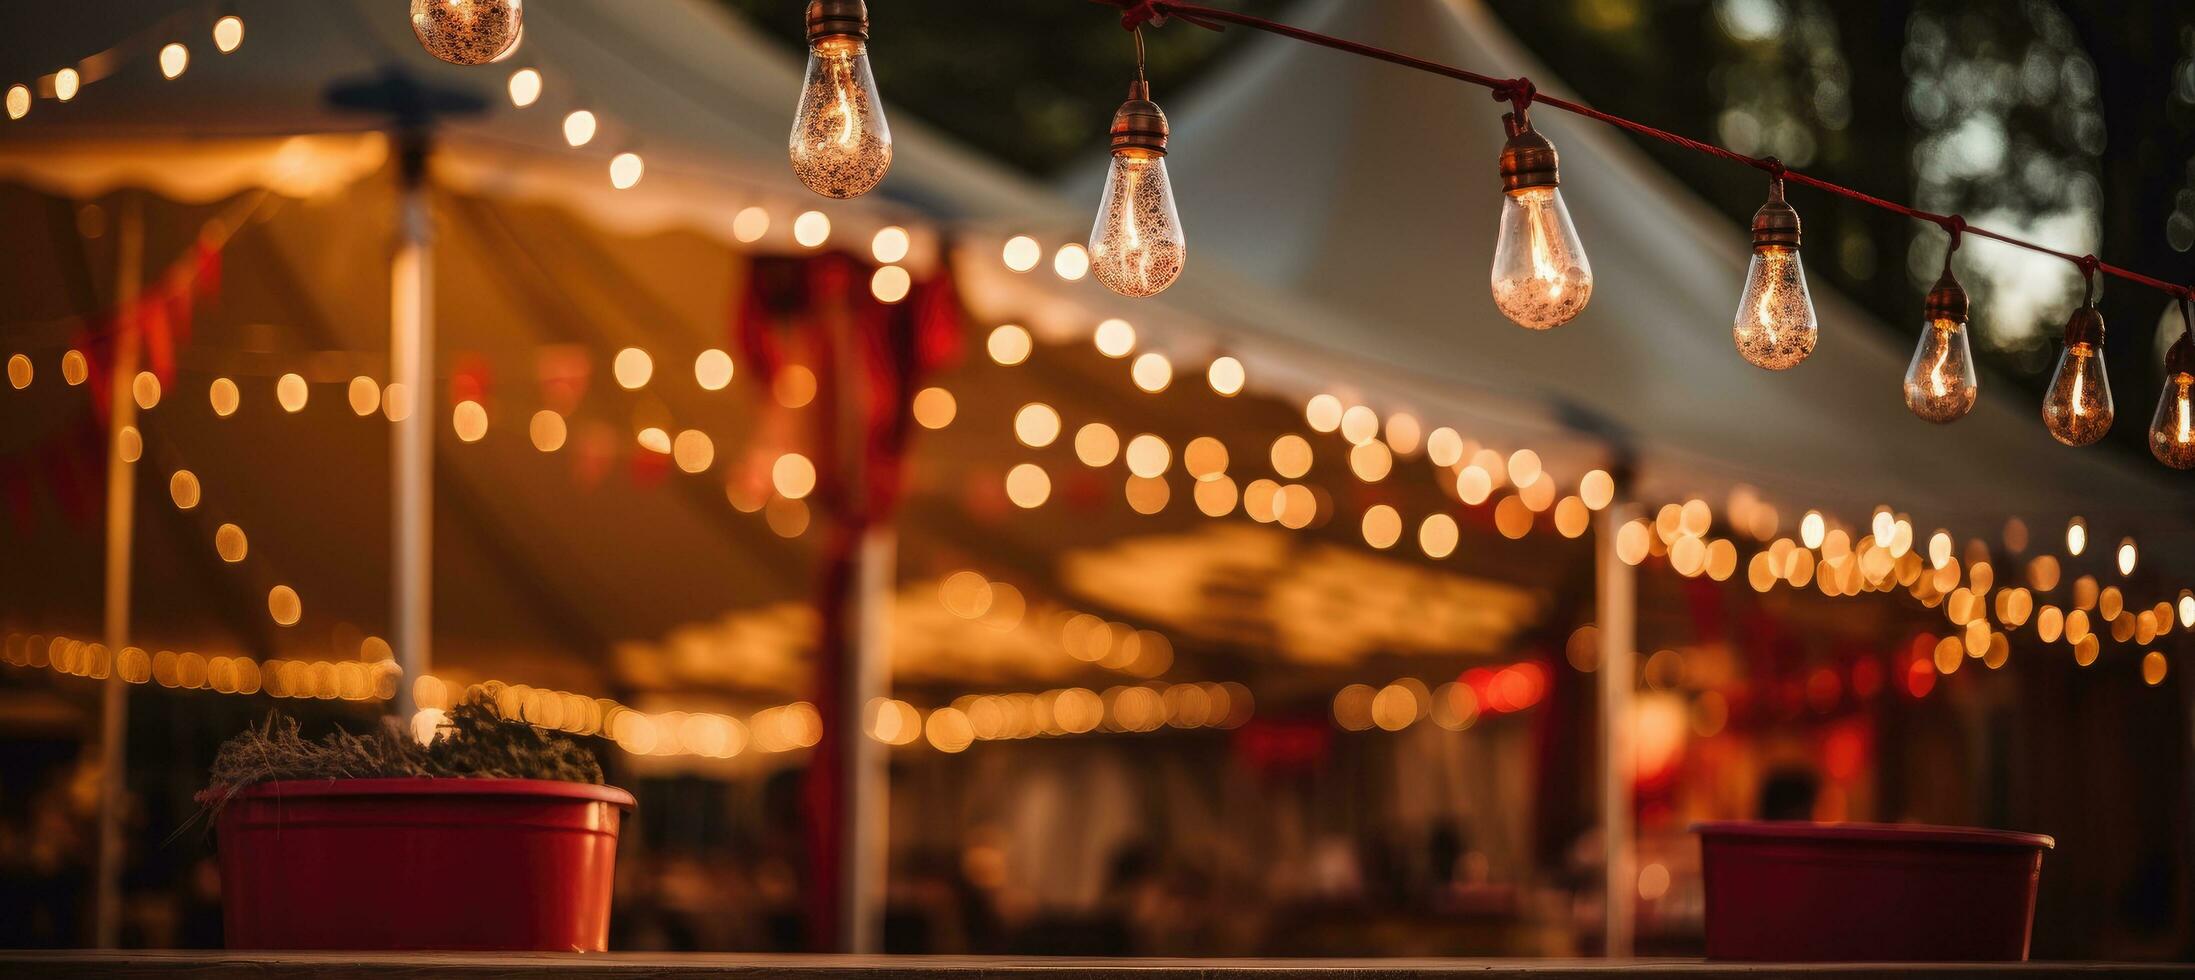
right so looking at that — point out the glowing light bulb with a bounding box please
[410,0,523,66]
[1088,82,1184,298]
[2040,301,2111,446]
[1731,178,1816,369]
[1902,267,1977,423]
[1490,112,1591,329]
[2150,330,2195,469]
[789,1,891,199]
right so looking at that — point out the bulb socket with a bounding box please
[1750,180,1801,249]
[1110,80,1169,157]
[2168,331,2195,377]
[1498,114,1559,193]
[2060,303,2105,349]
[1924,267,1968,325]
[805,0,867,42]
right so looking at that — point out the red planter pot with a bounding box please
[216,777,635,951]
[1695,821,2052,962]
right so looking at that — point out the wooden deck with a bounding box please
[1,952,2186,978]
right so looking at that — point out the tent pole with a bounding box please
[1596,502,1639,959]
[390,138,434,720]
[93,196,145,950]
[839,525,893,954]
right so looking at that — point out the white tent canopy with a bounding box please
[3,0,2188,554]
[1078,0,2194,550]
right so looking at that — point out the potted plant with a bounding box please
[200,696,635,951]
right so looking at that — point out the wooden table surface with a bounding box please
[0,952,2186,978]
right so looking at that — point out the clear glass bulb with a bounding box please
[2041,340,2112,446]
[1732,245,1817,370]
[1089,150,1185,298]
[790,36,892,199]
[1490,186,1592,329]
[2150,371,2195,468]
[410,0,523,66]
[1902,316,1978,423]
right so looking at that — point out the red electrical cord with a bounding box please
[1096,0,2194,303]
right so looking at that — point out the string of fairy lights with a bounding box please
[3,1,2185,762]
[397,0,2191,469]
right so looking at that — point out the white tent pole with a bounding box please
[93,197,145,950]
[1596,502,1639,959]
[391,145,433,720]
[840,525,893,954]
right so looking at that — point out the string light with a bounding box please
[608,152,645,189]
[1001,235,1041,272]
[5,84,28,120]
[410,0,523,66]
[1903,232,1977,423]
[2151,302,2195,468]
[561,110,596,147]
[2040,267,2111,446]
[506,68,541,107]
[1490,96,1591,330]
[790,0,891,199]
[793,210,831,247]
[1207,356,1245,396]
[212,15,245,54]
[1732,173,1815,370]
[53,68,79,102]
[158,43,189,80]
[870,226,910,264]
[1088,28,1184,298]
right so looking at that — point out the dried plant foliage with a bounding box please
[200,694,603,813]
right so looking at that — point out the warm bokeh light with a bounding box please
[1426,427,1464,467]
[1006,463,1052,508]
[1131,352,1172,392]
[1001,236,1041,272]
[870,265,911,303]
[209,377,240,417]
[1339,405,1379,445]
[1270,434,1313,478]
[1075,423,1120,467]
[912,387,957,429]
[1052,243,1090,281]
[1305,394,1343,432]
[168,470,201,510]
[1179,356,1240,401]
[793,211,831,248]
[1094,319,1136,358]
[2118,538,2137,576]
[672,430,714,473]
[348,377,381,416]
[613,347,653,389]
[732,207,770,243]
[776,365,818,407]
[452,400,488,442]
[54,68,79,102]
[214,524,248,563]
[276,373,309,413]
[1014,403,1062,448]
[1420,513,1459,558]
[213,16,245,53]
[529,410,566,452]
[1800,511,1825,550]
[773,453,817,499]
[871,226,910,264]
[159,43,189,80]
[507,67,541,107]
[2066,517,2087,556]
[609,152,645,189]
[268,586,301,627]
[132,371,161,410]
[1125,434,1170,478]
[987,324,1032,366]
[562,110,597,147]
[1361,504,1401,549]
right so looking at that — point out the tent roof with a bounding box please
[1082,0,2194,548]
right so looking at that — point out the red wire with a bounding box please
[1099,0,2194,302]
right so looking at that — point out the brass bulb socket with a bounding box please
[1924,267,1968,324]
[1498,116,1558,193]
[805,0,867,42]
[1110,80,1169,156]
[2060,303,2105,349]
[1751,183,1800,250]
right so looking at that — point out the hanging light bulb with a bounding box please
[1088,29,1184,299]
[2150,304,2195,469]
[1902,242,1978,423]
[1491,105,1591,330]
[410,0,523,66]
[2040,271,2111,446]
[789,0,892,199]
[1732,173,1817,370]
